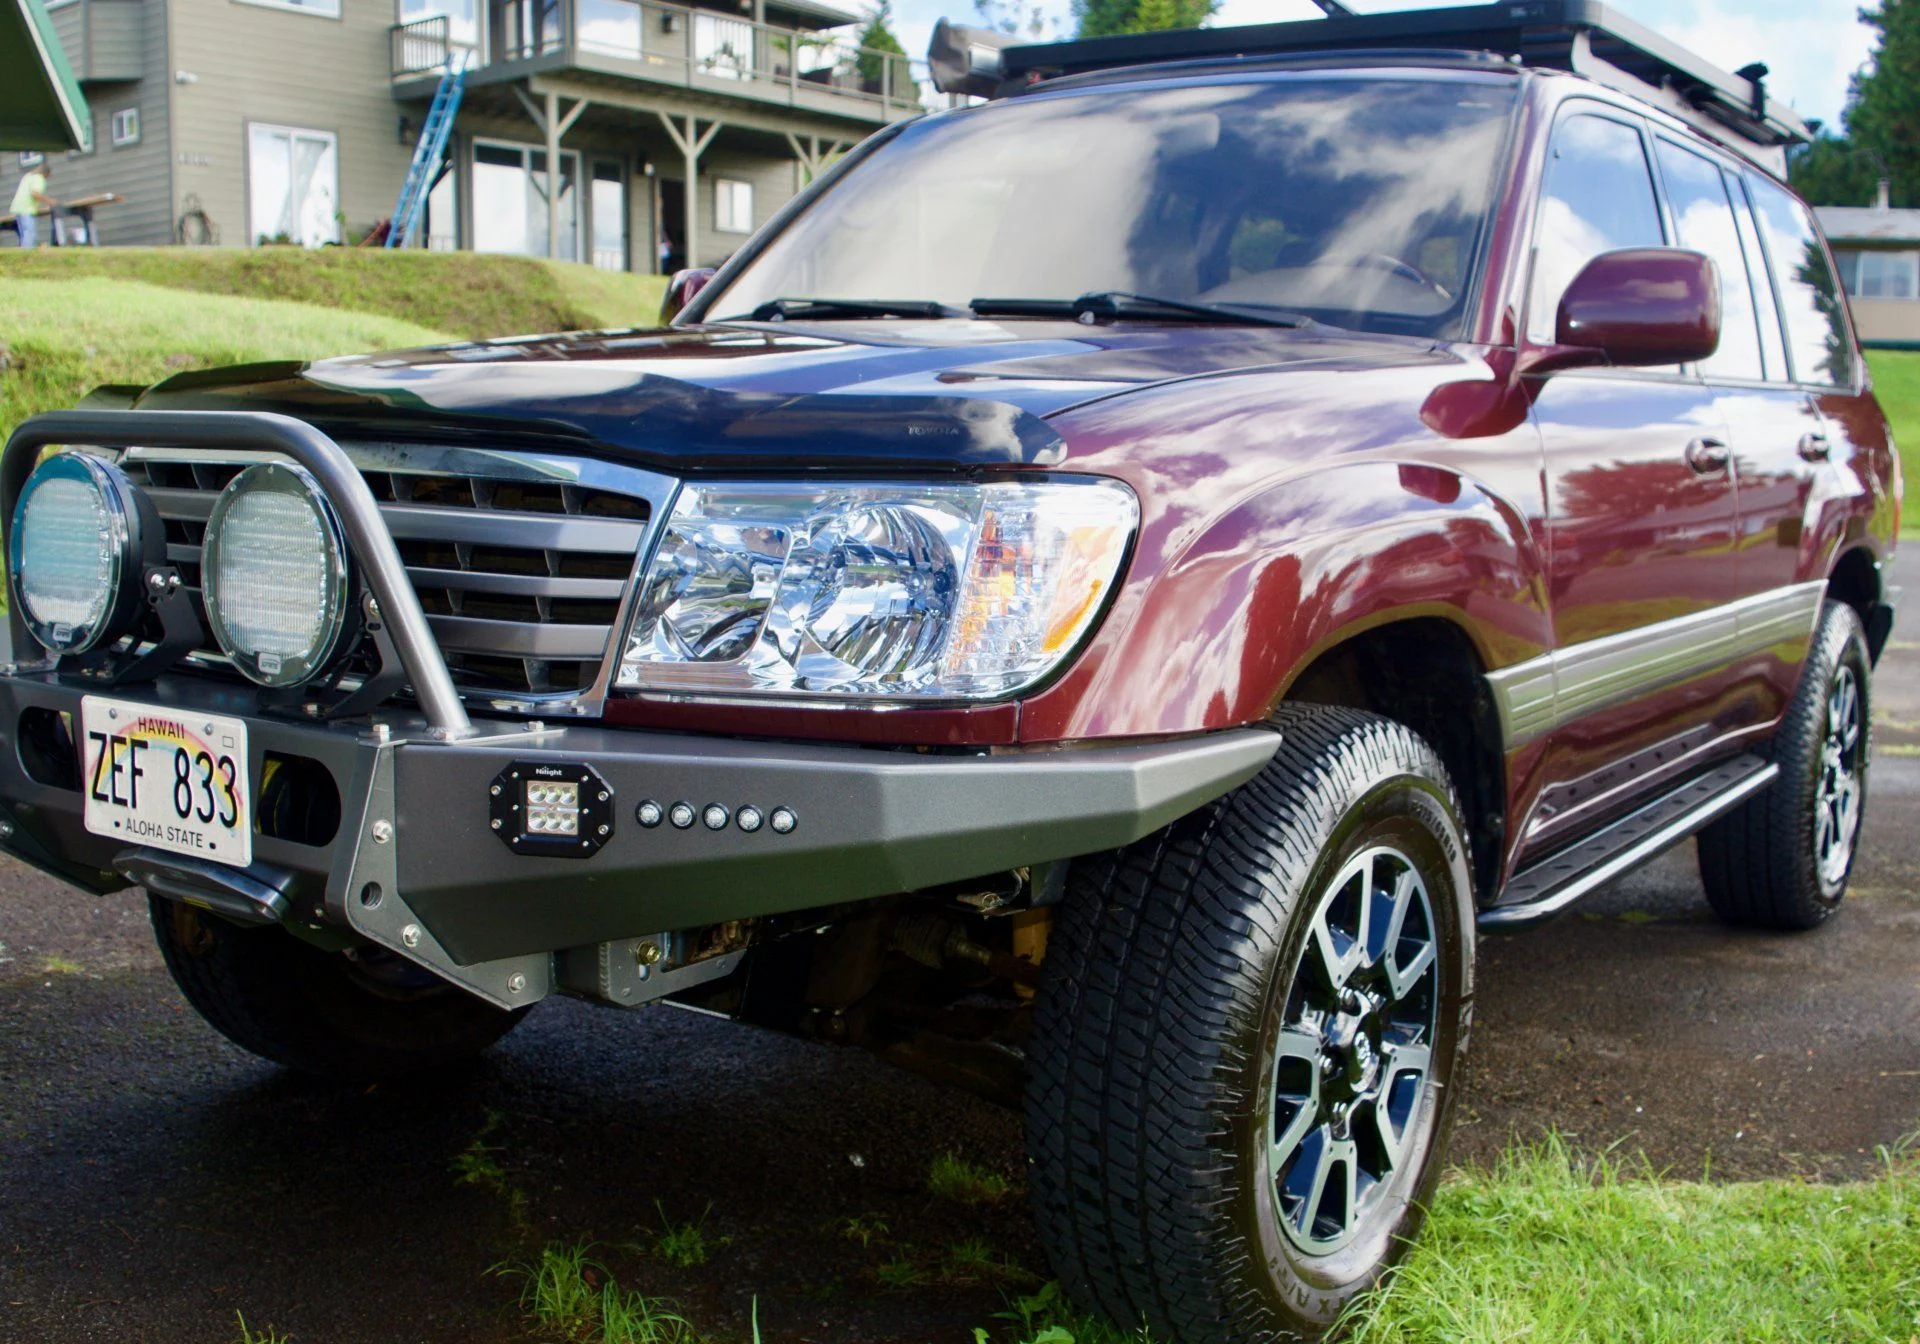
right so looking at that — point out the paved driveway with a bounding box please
[3,559,1917,1343]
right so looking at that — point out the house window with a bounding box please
[472,139,579,261]
[18,151,44,168]
[715,178,753,234]
[248,123,340,247]
[577,0,640,56]
[1836,248,1920,300]
[694,13,753,78]
[235,0,342,17]
[426,168,458,252]
[591,160,626,270]
[110,108,140,147]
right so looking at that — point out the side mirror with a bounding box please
[1552,247,1721,368]
[659,267,717,326]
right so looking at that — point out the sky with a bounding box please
[886,0,1879,132]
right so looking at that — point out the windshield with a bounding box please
[704,73,1518,337]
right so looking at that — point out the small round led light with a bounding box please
[669,801,696,829]
[8,452,147,656]
[770,807,797,835]
[703,803,730,830]
[636,800,664,828]
[201,462,352,689]
[736,806,763,833]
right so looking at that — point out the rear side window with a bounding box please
[1730,179,1788,380]
[1747,176,1854,387]
[1654,138,1764,381]
[1527,112,1665,344]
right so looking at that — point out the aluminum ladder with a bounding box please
[385,59,467,249]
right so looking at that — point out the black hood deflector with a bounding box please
[126,321,1439,472]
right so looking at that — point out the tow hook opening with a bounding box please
[16,707,80,792]
[256,752,342,847]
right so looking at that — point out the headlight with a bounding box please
[8,451,146,656]
[617,479,1137,700]
[202,462,353,688]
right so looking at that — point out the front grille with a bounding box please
[119,446,672,704]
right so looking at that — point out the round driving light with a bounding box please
[201,462,352,688]
[8,452,144,656]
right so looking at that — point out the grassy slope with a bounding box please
[0,276,454,444]
[0,247,667,340]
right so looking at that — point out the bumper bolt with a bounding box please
[635,939,663,966]
[371,819,394,844]
[490,818,503,831]
[489,784,502,797]
[371,723,391,744]
[401,923,421,949]
[507,972,527,994]
[0,818,14,840]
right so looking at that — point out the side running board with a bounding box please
[1480,754,1779,932]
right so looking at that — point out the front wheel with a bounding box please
[1026,705,1475,1343]
[150,897,528,1082]
[1698,598,1872,930]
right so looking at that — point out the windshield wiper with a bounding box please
[746,297,965,321]
[970,292,1309,328]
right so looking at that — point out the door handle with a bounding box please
[1798,429,1832,461]
[1684,436,1731,473]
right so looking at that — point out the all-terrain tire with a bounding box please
[1026,704,1476,1344]
[1697,599,1872,930]
[150,896,528,1081]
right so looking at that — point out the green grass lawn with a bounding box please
[0,246,667,341]
[1867,349,1920,535]
[0,275,456,446]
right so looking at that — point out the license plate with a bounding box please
[80,696,252,868]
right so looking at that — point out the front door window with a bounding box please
[248,124,339,248]
[473,141,579,261]
[591,161,626,270]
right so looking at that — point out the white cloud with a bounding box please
[887,0,1874,130]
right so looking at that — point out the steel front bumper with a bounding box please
[0,671,1277,1008]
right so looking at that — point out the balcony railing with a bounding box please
[390,0,931,117]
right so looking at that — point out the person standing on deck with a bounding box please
[10,164,56,248]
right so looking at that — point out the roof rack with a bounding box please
[929,1,1809,154]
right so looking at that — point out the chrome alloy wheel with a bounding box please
[1815,663,1866,890]
[1269,845,1441,1256]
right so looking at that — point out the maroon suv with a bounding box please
[0,2,1896,1340]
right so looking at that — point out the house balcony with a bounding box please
[389,0,927,128]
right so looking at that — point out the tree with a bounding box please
[855,1,918,106]
[1788,0,1920,206]
[1072,0,1216,40]
[974,0,1049,41]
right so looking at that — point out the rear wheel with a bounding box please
[1026,705,1475,1343]
[150,896,527,1081]
[1698,599,1871,930]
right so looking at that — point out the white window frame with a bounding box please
[110,108,140,147]
[714,177,753,234]
[247,121,341,248]
[17,151,44,168]
[234,0,342,18]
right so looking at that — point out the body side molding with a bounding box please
[1485,581,1827,750]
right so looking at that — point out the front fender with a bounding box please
[1019,460,1550,741]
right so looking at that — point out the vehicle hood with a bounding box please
[128,319,1442,471]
